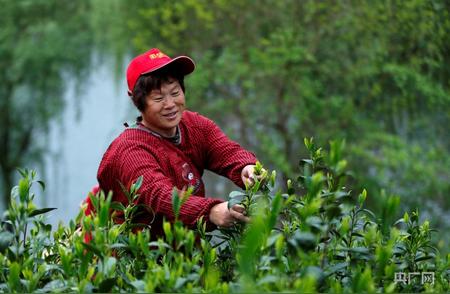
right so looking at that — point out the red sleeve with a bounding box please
[201,117,258,188]
[119,144,223,228]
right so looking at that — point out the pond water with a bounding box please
[43,64,132,226]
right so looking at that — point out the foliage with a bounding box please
[1,0,448,250]
[0,140,448,292]
[96,0,450,248]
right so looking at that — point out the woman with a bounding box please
[92,48,259,237]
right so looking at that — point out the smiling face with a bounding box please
[140,77,186,137]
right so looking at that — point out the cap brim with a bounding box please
[141,55,195,77]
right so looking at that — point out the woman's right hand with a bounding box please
[209,202,249,227]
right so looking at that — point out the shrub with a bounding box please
[0,139,448,292]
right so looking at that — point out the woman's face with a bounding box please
[141,78,185,137]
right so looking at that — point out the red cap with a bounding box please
[126,48,195,96]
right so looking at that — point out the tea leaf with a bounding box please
[81,242,103,258]
[39,280,67,293]
[414,255,434,262]
[7,263,20,291]
[0,231,14,253]
[325,262,349,276]
[227,191,246,209]
[29,207,57,217]
[268,192,282,229]
[172,188,181,219]
[110,202,126,212]
[130,280,146,292]
[36,181,46,191]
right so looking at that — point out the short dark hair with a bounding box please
[131,67,185,112]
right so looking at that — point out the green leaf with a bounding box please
[129,204,154,220]
[110,202,126,212]
[303,266,325,284]
[148,241,172,249]
[36,180,46,191]
[134,176,143,191]
[89,193,99,213]
[0,231,14,253]
[118,181,131,203]
[268,192,282,229]
[17,168,28,179]
[414,255,434,262]
[108,243,129,250]
[362,209,376,220]
[9,244,24,257]
[229,191,246,199]
[324,262,348,276]
[172,188,181,220]
[39,280,68,293]
[98,193,112,227]
[29,207,57,217]
[403,212,409,223]
[393,218,405,226]
[343,247,370,255]
[102,257,117,275]
[335,191,350,199]
[227,191,246,209]
[423,244,439,253]
[304,137,314,151]
[238,203,267,278]
[256,275,279,285]
[18,178,30,203]
[302,159,314,165]
[130,280,146,292]
[358,189,367,206]
[174,277,187,289]
[81,242,103,258]
[8,262,21,291]
[351,232,364,238]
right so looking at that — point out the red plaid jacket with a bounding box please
[85,111,257,238]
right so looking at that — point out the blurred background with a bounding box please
[1,0,448,250]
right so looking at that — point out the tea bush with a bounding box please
[0,139,448,292]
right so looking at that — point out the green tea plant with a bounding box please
[0,171,223,292]
[205,138,449,292]
[0,139,448,292]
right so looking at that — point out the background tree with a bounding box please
[0,0,448,249]
[0,0,95,207]
[96,0,450,246]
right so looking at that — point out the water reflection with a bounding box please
[43,64,131,226]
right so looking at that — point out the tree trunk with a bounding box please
[1,167,13,209]
[0,86,13,208]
